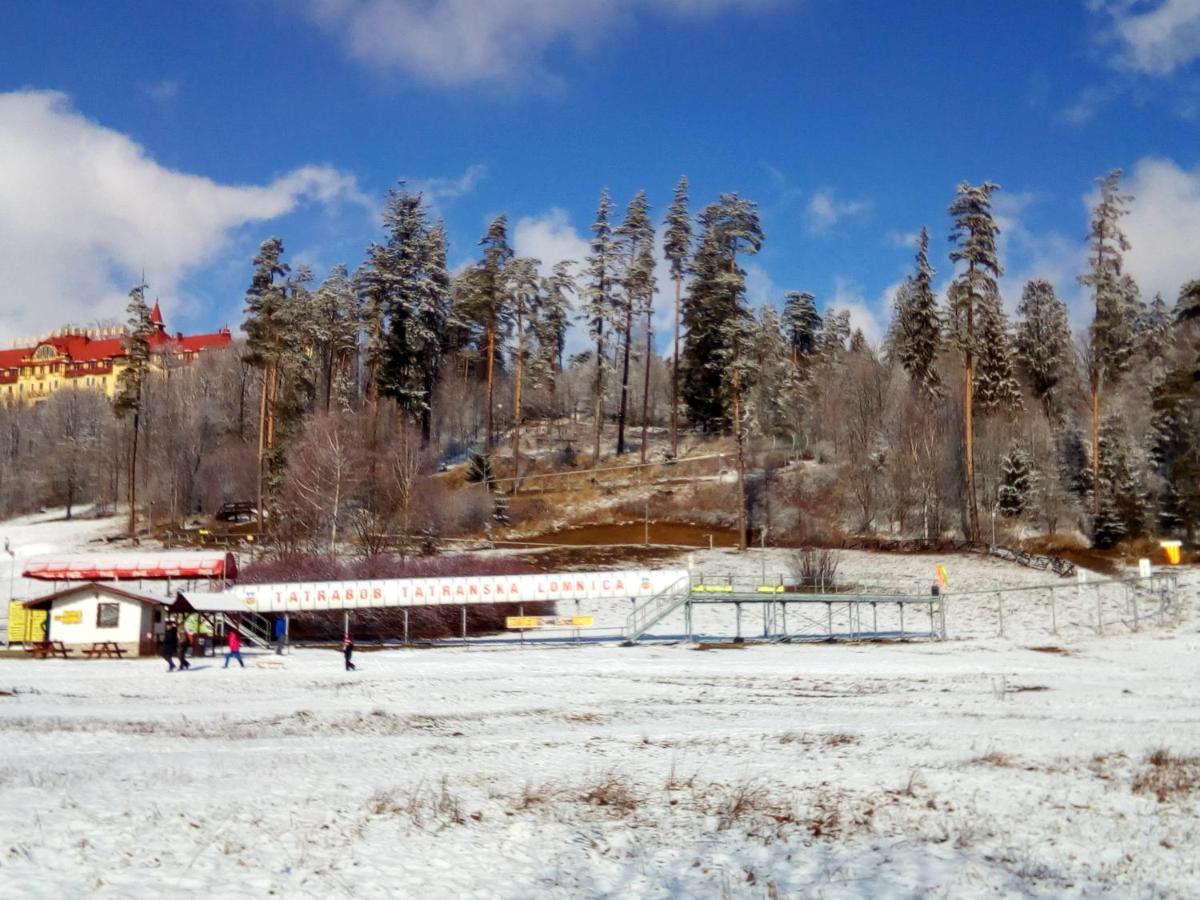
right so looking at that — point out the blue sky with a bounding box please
[1,0,1198,349]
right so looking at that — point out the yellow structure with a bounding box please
[0,302,232,405]
[7,600,48,643]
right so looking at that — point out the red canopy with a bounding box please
[23,552,237,583]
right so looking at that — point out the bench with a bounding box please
[23,641,72,660]
[81,642,128,659]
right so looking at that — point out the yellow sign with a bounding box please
[54,610,82,625]
[505,615,594,630]
[936,564,949,587]
[1160,541,1182,565]
[7,602,47,643]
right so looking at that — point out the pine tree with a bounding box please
[1079,169,1134,515]
[973,284,1023,413]
[681,195,764,430]
[242,237,291,527]
[583,190,619,465]
[615,190,654,456]
[891,228,942,396]
[537,260,576,378]
[312,264,360,412]
[752,305,792,440]
[948,180,1003,542]
[1147,369,1200,540]
[1092,415,1145,547]
[717,301,760,550]
[478,215,514,450]
[354,243,389,403]
[1014,279,1072,420]
[997,446,1032,519]
[114,281,154,539]
[783,291,821,363]
[506,256,541,493]
[1058,428,1093,503]
[663,176,691,459]
[1137,293,1173,367]
[1177,278,1200,323]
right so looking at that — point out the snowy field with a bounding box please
[1,511,1198,897]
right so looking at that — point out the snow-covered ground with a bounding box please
[1,511,1198,896]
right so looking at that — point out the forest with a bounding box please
[1,170,1198,552]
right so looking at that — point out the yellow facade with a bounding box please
[1,308,232,406]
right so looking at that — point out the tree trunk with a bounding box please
[964,349,979,543]
[671,275,681,460]
[127,411,140,540]
[485,312,496,451]
[512,316,524,496]
[592,334,604,468]
[732,369,747,551]
[255,365,269,532]
[617,304,633,455]
[1090,375,1101,518]
[640,302,652,465]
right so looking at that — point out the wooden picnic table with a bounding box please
[82,642,128,659]
[23,640,72,660]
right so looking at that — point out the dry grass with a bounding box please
[971,751,1015,768]
[368,776,466,829]
[1132,749,1200,802]
[580,773,640,815]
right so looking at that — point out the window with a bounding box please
[96,603,120,628]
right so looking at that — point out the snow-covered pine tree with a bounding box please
[114,281,155,539]
[663,176,691,459]
[479,215,514,450]
[816,309,850,363]
[1079,169,1134,513]
[1092,415,1146,547]
[615,191,654,456]
[242,237,291,527]
[1178,278,1200,324]
[1014,279,1072,420]
[537,260,576,379]
[716,300,760,550]
[312,264,360,412]
[783,290,821,364]
[1058,428,1093,504]
[1136,293,1174,369]
[973,284,1023,413]
[583,190,619,465]
[354,243,389,403]
[752,305,792,440]
[681,195,763,430]
[892,228,942,397]
[1147,369,1200,540]
[506,256,542,492]
[997,445,1032,519]
[948,180,1003,542]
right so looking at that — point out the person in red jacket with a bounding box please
[223,629,245,669]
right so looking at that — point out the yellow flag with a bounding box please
[936,564,949,587]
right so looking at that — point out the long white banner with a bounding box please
[223,568,689,614]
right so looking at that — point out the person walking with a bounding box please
[177,626,191,671]
[162,622,179,672]
[273,616,286,656]
[343,635,356,672]
[224,629,245,669]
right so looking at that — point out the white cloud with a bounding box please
[139,79,180,102]
[826,276,885,346]
[405,163,487,213]
[806,188,871,233]
[1103,0,1200,75]
[305,0,781,87]
[0,90,370,342]
[1117,156,1200,303]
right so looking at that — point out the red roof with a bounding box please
[23,552,237,582]
[176,330,232,353]
[150,300,164,327]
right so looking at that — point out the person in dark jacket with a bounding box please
[177,627,191,670]
[343,636,356,671]
[162,623,179,672]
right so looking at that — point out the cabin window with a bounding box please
[96,602,120,628]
